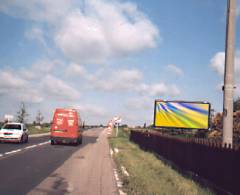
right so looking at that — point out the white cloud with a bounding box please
[138,83,181,97]
[89,68,143,91]
[15,88,44,103]
[40,75,81,101]
[0,0,74,23]
[55,0,159,64]
[1,0,159,64]
[66,63,87,77]
[210,51,240,76]
[210,52,225,75]
[25,27,52,54]
[210,51,240,97]
[20,59,61,80]
[0,70,26,90]
[125,96,152,110]
[85,67,181,97]
[166,64,183,76]
[25,27,45,44]
[73,104,107,117]
[0,60,82,103]
[0,69,44,103]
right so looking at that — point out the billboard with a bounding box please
[154,100,210,129]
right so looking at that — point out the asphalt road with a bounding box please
[0,128,117,195]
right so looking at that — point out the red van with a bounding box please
[50,108,83,145]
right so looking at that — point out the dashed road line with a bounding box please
[25,145,37,149]
[113,168,125,193]
[114,148,119,154]
[110,149,113,157]
[121,166,129,177]
[119,189,127,195]
[38,141,50,146]
[5,149,22,155]
[0,140,50,159]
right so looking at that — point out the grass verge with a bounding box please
[109,127,214,195]
[27,125,50,135]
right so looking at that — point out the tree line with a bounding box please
[212,97,240,133]
[16,102,44,125]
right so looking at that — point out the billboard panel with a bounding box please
[154,100,210,129]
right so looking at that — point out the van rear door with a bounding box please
[52,114,68,135]
[52,112,78,138]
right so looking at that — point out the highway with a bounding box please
[0,128,117,195]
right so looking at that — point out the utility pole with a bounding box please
[223,0,236,146]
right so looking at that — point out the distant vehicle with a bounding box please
[0,122,29,143]
[50,108,83,145]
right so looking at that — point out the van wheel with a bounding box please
[51,140,55,145]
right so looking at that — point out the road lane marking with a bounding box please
[5,149,22,155]
[110,149,113,157]
[0,140,50,159]
[25,145,37,149]
[121,166,129,177]
[114,148,119,154]
[38,141,50,146]
[113,163,126,194]
[119,189,127,195]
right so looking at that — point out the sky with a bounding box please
[0,0,240,126]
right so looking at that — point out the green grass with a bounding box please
[27,125,50,135]
[109,127,214,195]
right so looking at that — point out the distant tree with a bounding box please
[143,123,146,128]
[233,111,240,133]
[36,110,44,125]
[16,102,29,123]
[121,124,128,128]
[212,112,223,130]
[234,97,240,112]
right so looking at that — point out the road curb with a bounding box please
[29,132,50,138]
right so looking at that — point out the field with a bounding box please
[27,125,50,135]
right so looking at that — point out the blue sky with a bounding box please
[0,0,240,126]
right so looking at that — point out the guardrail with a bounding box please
[130,130,240,194]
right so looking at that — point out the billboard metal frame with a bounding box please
[153,100,211,130]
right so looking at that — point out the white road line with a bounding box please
[121,166,130,177]
[114,148,119,154]
[113,168,127,194]
[1,141,50,159]
[5,149,22,155]
[119,189,127,195]
[117,181,123,188]
[25,145,37,149]
[110,149,113,157]
[38,141,50,146]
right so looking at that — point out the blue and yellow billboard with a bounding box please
[154,100,210,129]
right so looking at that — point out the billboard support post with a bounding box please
[116,123,119,137]
[223,0,236,146]
[113,116,121,137]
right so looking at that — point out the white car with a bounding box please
[0,122,29,143]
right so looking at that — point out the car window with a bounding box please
[2,124,22,130]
